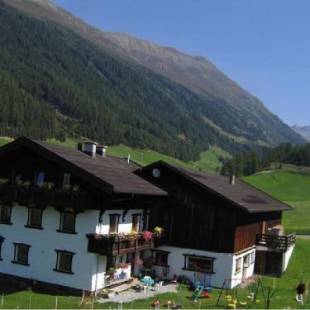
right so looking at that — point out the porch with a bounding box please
[255,233,296,276]
[87,232,157,256]
[256,233,296,252]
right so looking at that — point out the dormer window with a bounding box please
[109,214,120,234]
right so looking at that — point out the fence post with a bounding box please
[55,296,58,310]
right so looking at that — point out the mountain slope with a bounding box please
[292,125,310,141]
[0,0,305,162]
[3,0,305,148]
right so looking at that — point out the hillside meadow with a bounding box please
[244,170,310,234]
[1,137,227,172]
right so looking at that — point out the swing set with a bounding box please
[215,277,266,308]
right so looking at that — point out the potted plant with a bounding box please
[153,226,164,236]
[142,231,153,241]
[107,267,115,277]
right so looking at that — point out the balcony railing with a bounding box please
[256,233,296,252]
[87,232,160,256]
[0,184,90,211]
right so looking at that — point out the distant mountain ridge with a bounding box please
[292,125,310,141]
[4,0,274,110]
[0,0,305,162]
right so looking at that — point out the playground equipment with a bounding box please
[193,272,212,292]
[141,276,155,287]
[191,286,204,300]
[216,278,262,307]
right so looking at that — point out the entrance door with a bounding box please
[255,251,266,274]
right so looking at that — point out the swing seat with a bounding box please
[239,301,247,306]
[227,303,236,309]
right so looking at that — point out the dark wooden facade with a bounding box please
[140,163,284,254]
[0,145,165,214]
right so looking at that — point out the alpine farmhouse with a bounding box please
[0,138,295,294]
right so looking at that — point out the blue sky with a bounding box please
[54,0,310,126]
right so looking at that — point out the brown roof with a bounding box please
[145,161,292,213]
[0,137,166,196]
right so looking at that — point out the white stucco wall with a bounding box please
[282,245,295,272]
[91,255,107,291]
[230,249,255,288]
[0,206,99,291]
[96,209,144,235]
[156,246,255,289]
[0,206,144,292]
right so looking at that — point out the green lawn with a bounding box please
[107,144,228,172]
[0,137,12,147]
[0,240,308,309]
[244,170,310,234]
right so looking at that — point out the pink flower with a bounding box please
[142,231,153,241]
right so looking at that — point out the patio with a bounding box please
[97,282,178,304]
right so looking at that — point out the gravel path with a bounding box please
[296,235,310,240]
[97,284,178,304]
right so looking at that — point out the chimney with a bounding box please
[96,145,107,157]
[83,141,97,158]
[229,175,236,185]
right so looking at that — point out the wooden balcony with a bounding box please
[87,232,159,256]
[256,233,296,252]
[0,183,90,211]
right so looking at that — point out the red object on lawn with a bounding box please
[202,291,211,299]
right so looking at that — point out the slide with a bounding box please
[192,287,203,299]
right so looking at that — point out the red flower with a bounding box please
[143,231,153,241]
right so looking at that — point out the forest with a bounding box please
[0,1,305,161]
[221,143,310,176]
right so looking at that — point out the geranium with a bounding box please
[142,231,153,241]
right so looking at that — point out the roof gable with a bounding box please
[143,161,291,213]
[0,137,167,196]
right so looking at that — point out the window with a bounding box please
[58,212,76,234]
[0,205,12,224]
[54,250,74,274]
[250,252,255,264]
[235,257,242,274]
[143,213,150,230]
[14,174,22,184]
[35,172,45,187]
[183,255,214,273]
[26,208,43,229]
[13,243,31,265]
[154,251,169,266]
[63,173,71,189]
[0,237,4,260]
[243,254,250,268]
[109,214,120,234]
[132,214,141,233]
